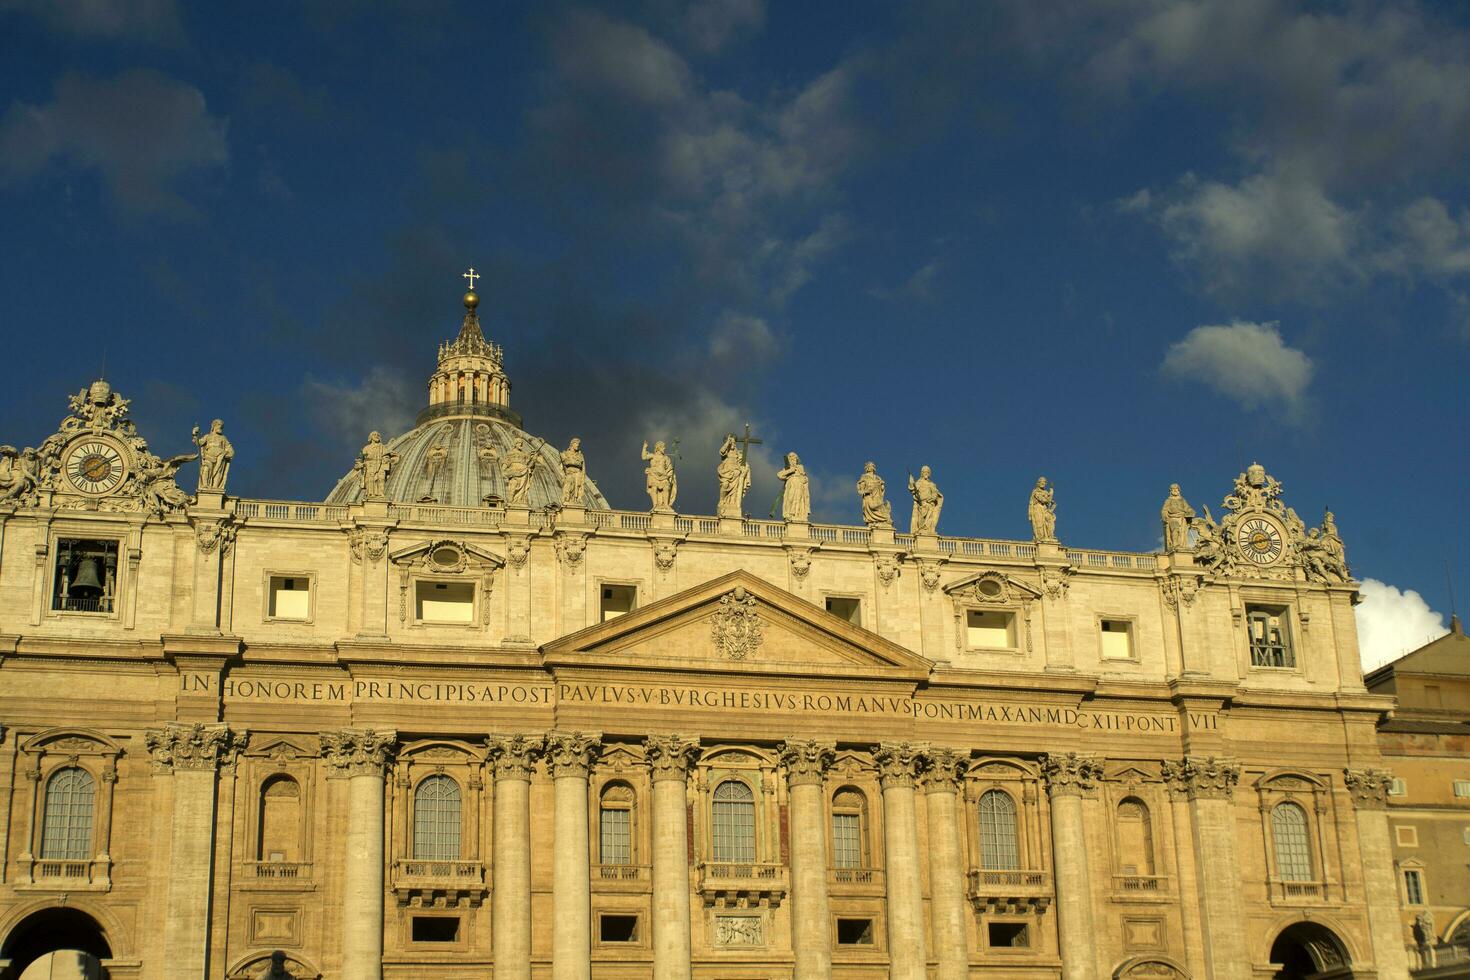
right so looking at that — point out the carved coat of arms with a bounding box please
[711,586,763,661]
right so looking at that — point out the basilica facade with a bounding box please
[0,285,1413,979]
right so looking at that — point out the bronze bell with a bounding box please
[71,557,104,595]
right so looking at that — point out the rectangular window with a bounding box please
[825,596,861,626]
[415,581,475,623]
[599,915,639,943]
[836,918,874,945]
[600,807,631,865]
[1099,619,1135,660]
[832,812,861,869]
[1454,781,1470,798]
[1389,778,1407,797]
[267,575,311,620]
[52,539,120,614]
[411,916,460,942]
[967,610,1017,649]
[1396,825,1419,847]
[600,584,636,622]
[987,922,1029,948]
[1404,869,1425,905]
[1247,605,1294,667]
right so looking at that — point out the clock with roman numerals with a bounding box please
[1236,515,1285,566]
[63,438,128,496]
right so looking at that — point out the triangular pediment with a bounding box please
[542,570,932,680]
[943,570,1042,602]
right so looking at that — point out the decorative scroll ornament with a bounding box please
[711,587,763,660]
[320,729,396,776]
[652,538,679,571]
[506,534,531,569]
[486,732,543,779]
[1160,575,1199,609]
[145,722,247,772]
[918,560,943,593]
[875,553,901,587]
[555,532,587,568]
[348,528,389,564]
[543,730,602,778]
[1342,767,1394,810]
[194,518,237,555]
[1040,752,1104,798]
[874,741,927,788]
[785,546,813,581]
[1160,756,1240,800]
[643,734,700,780]
[1039,565,1073,600]
[778,739,835,786]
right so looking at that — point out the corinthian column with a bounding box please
[875,741,928,980]
[1344,769,1413,979]
[488,734,544,980]
[321,729,396,980]
[644,734,700,980]
[780,739,836,980]
[147,722,247,980]
[1161,757,1245,980]
[545,732,603,980]
[1041,752,1102,980]
[921,748,970,980]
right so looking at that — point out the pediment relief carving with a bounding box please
[701,746,772,769]
[1108,764,1159,784]
[243,735,318,761]
[542,570,933,678]
[968,758,1036,780]
[22,728,122,757]
[1256,768,1327,791]
[943,570,1042,606]
[390,538,504,574]
[598,744,645,770]
[400,740,483,764]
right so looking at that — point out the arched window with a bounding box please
[41,767,95,860]
[1115,798,1155,875]
[978,789,1019,870]
[1271,802,1313,881]
[600,782,635,865]
[831,788,868,869]
[711,780,756,863]
[257,774,301,862]
[413,775,462,861]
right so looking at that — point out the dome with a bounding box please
[326,415,610,510]
[325,276,610,511]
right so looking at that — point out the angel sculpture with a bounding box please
[136,451,197,515]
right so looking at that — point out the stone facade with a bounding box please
[0,287,1413,979]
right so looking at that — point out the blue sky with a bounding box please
[0,0,1465,665]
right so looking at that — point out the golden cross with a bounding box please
[462,267,480,291]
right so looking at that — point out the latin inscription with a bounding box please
[182,671,1213,733]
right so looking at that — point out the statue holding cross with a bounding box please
[716,433,751,518]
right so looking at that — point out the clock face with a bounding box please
[1236,516,1285,565]
[64,439,127,496]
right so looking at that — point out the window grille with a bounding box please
[1454,780,1470,798]
[413,775,461,861]
[832,813,862,869]
[978,790,1020,871]
[41,767,95,860]
[1248,608,1293,667]
[1271,802,1313,881]
[601,806,631,865]
[711,780,756,863]
[1404,869,1425,905]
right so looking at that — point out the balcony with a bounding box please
[1269,878,1329,904]
[829,866,885,896]
[20,856,110,892]
[593,863,650,893]
[1112,874,1170,900]
[967,869,1052,914]
[697,861,788,909]
[247,860,312,881]
[391,858,488,908]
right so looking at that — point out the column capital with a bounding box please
[1040,751,1103,798]
[778,738,835,786]
[544,730,602,778]
[874,741,928,789]
[644,733,700,781]
[145,722,247,773]
[1160,755,1240,801]
[321,728,396,777]
[1343,767,1393,810]
[487,733,543,781]
[919,746,968,794]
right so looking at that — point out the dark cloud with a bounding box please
[0,0,184,43]
[0,69,228,217]
[682,0,765,54]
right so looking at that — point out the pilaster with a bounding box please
[545,731,602,980]
[488,733,543,980]
[644,734,700,980]
[874,741,928,980]
[779,739,836,980]
[1344,768,1413,979]
[321,728,396,980]
[920,747,969,980]
[1161,756,1245,980]
[1041,752,1103,980]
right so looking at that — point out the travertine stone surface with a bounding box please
[876,742,928,980]
[780,739,835,979]
[921,748,968,980]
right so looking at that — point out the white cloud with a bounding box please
[1161,321,1313,414]
[301,367,420,453]
[552,10,691,106]
[0,69,227,217]
[1355,577,1448,673]
[683,0,765,54]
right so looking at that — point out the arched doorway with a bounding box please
[1269,921,1352,980]
[1,908,111,980]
